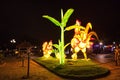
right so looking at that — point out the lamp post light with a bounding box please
[99,42,103,48]
[99,42,103,46]
[10,39,16,56]
[99,42,103,53]
[10,39,16,44]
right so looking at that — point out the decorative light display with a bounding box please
[42,8,99,64]
[42,8,74,64]
[65,20,99,60]
[42,40,53,58]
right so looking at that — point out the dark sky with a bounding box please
[0,0,120,45]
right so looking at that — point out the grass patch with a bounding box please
[33,56,110,79]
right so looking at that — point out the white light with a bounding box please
[113,42,115,44]
[34,46,37,48]
[10,39,16,43]
[99,42,103,45]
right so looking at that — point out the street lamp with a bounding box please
[10,39,16,43]
[22,46,32,79]
[27,46,32,78]
[99,42,103,46]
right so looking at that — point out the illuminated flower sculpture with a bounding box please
[42,9,74,64]
[65,20,99,60]
[42,40,53,58]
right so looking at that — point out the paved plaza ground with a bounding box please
[0,54,120,80]
[0,57,63,80]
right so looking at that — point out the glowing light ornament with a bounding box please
[65,20,99,60]
[43,8,74,64]
[42,40,53,58]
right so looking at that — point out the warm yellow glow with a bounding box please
[56,53,60,59]
[55,53,66,59]
[15,51,19,54]
[87,45,90,48]
[79,42,86,49]
[42,40,53,58]
[74,47,80,52]
[87,42,93,48]
[70,20,99,60]
[43,53,50,58]
[71,53,77,60]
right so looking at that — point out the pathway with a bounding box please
[0,57,64,80]
[0,54,120,80]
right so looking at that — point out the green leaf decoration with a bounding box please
[61,9,63,21]
[53,44,59,49]
[42,15,61,26]
[65,25,85,31]
[58,40,62,50]
[61,8,74,27]
[64,43,70,50]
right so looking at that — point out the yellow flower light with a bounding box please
[68,20,99,60]
[42,40,53,58]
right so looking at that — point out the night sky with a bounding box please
[0,0,120,46]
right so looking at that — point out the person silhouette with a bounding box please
[114,45,120,66]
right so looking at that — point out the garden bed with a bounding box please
[33,56,110,80]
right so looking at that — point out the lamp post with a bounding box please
[26,47,32,78]
[10,39,16,56]
[27,50,30,78]
[99,42,103,53]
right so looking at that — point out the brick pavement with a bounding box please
[91,53,120,80]
[0,57,64,80]
[95,61,120,80]
[0,56,120,80]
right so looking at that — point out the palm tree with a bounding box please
[42,8,74,64]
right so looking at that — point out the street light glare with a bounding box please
[10,39,16,43]
[99,42,103,45]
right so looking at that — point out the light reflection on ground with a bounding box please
[95,53,114,63]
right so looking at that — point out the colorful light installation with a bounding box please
[66,20,99,60]
[42,40,53,58]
